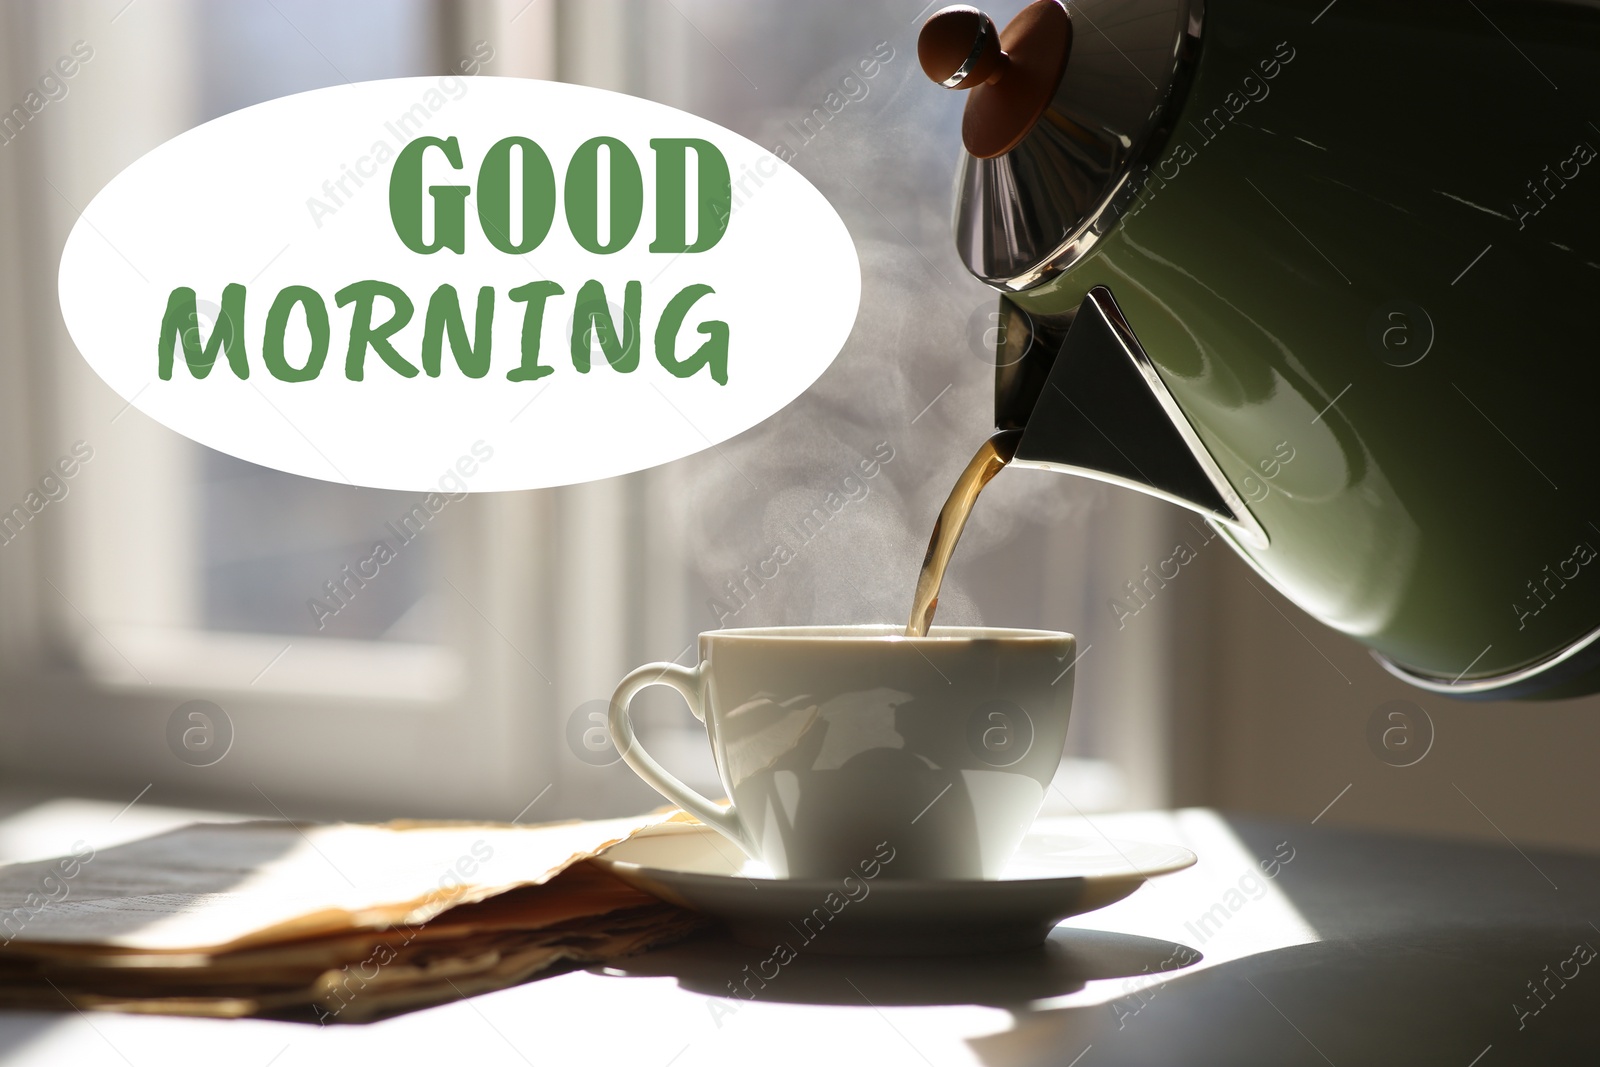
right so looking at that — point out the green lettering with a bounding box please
[649,138,731,253]
[656,283,727,384]
[389,135,468,254]
[421,284,494,378]
[507,280,564,381]
[477,137,557,253]
[565,137,643,254]
[571,279,640,373]
[335,280,417,380]
[157,284,249,380]
[262,286,330,382]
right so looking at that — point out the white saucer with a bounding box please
[592,822,1196,955]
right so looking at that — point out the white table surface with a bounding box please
[0,797,1592,1066]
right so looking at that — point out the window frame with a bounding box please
[0,0,585,819]
[0,0,1188,820]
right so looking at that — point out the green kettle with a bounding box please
[920,0,1600,698]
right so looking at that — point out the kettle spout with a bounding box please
[994,285,1268,549]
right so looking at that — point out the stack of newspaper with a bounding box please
[0,811,704,1022]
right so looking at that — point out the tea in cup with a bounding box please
[609,624,1075,880]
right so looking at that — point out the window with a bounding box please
[0,0,1183,821]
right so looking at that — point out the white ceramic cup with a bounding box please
[609,625,1076,880]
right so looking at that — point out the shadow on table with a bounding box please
[0,1016,72,1064]
[601,816,1600,1067]
[983,818,1600,1067]
[969,923,1600,1067]
[599,924,1200,1008]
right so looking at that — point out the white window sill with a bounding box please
[77,625,463,704]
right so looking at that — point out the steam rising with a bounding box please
[666,7,1102,631]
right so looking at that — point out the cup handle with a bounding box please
[609,661,755,857]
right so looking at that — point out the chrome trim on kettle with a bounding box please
[1081,287,1267,549]
[954,0,1206,289]
[1373,624,1600,700]
[1007,286,1269,550]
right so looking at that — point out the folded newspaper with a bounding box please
[0,810,706,1022]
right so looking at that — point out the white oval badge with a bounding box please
[59,77,859,492]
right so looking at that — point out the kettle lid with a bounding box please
[919,0,1204,291]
